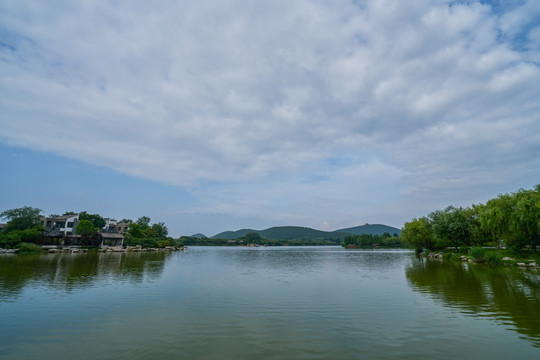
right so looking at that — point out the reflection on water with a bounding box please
[0,252,170,301]
[406,258,540,346]
[2,247,540,359]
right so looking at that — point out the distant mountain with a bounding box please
[213,226,343,240]
[212,229,256,239]
[212,224,401,241]
[190,233,208,239]
[336,224,401,236]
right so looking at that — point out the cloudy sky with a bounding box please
[1,0,539,237]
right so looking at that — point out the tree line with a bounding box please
[182,232,343,246]
[401,184,540,253]
[0,207,183,250]
[341,232,403,248]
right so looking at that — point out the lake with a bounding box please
[1,246,539,359]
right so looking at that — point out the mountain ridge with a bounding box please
[211,224,401,241]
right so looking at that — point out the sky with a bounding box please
[1,0,539,237]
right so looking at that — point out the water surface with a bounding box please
[1,247,539,359]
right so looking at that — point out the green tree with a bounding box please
[245,232,261,243]
[76,219,101,247]
[127,223,144,238]
[151,222,168,237]
[429,206,473,248]
[509,186,540,251]
[79,211,106,230]
[0,206,43,232]
[136,216,151,230]
[478,193,515,246]
[401,217,434,252]
[76,219,97,236]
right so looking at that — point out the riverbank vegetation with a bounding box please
[0,207,184,251]
[401,184,540,264]
[181,232,343,246]
[341,232,403,248]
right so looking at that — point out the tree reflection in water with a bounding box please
[0,252,170,301]
[406,258,540,347]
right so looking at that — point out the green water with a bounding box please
[1,247,539,359]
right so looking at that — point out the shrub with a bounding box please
[485,251,502,265]
[18,242,42,254]
[449,253,462,262]
[0,232,21,249]
[469,247,486,261]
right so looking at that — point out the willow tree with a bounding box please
[401,217,434,253]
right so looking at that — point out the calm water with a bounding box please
[1,247,539,359]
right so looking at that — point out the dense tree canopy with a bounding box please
[429,206,473,248]
[136,216,151,230]
[401,217,434,252]
[0,206,43,232]
[79,211,106,230]
[402,184,540,252]
[76,219,97,236]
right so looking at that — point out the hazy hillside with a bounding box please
[336,224,401,236]
[213,226,343,240]
[190,233,208,239]
[212,224,401,240]
[212,229,257,239]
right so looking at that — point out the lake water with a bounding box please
[1,246,539,359]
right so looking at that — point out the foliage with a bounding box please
[182,236,343,247]
[476,185,540,251]
[429,206,473,248]
[449,253,462,262]
[245,232,261,243]
[127,223,143,238]
[401,217,434,252]
[0,231,21,249]
[79,211,106,230]
[76,219,97,235]
[136,216,151,230]
[403,184,540,253]
[0,206,43,232]
[485,251,502,265]
[469,247,486,261]
[0,226,44,248]
[75,219,101,247]
[17,242,42,254]
[342,233,403,248]
[127,236,183,248]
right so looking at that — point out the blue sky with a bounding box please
[1,0,539,237]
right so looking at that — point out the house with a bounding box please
[115,222,131,235]
[42,214,80,236]
[102,218,117,231]
[42,213,125,247]
[100,232,124,247]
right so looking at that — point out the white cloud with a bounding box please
[1,0,539,231]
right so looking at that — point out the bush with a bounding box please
[485,251,502,265]
[0,232,21,249]
[18,242,42,254]
[469,247,486,261]
[449,253,462,262]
